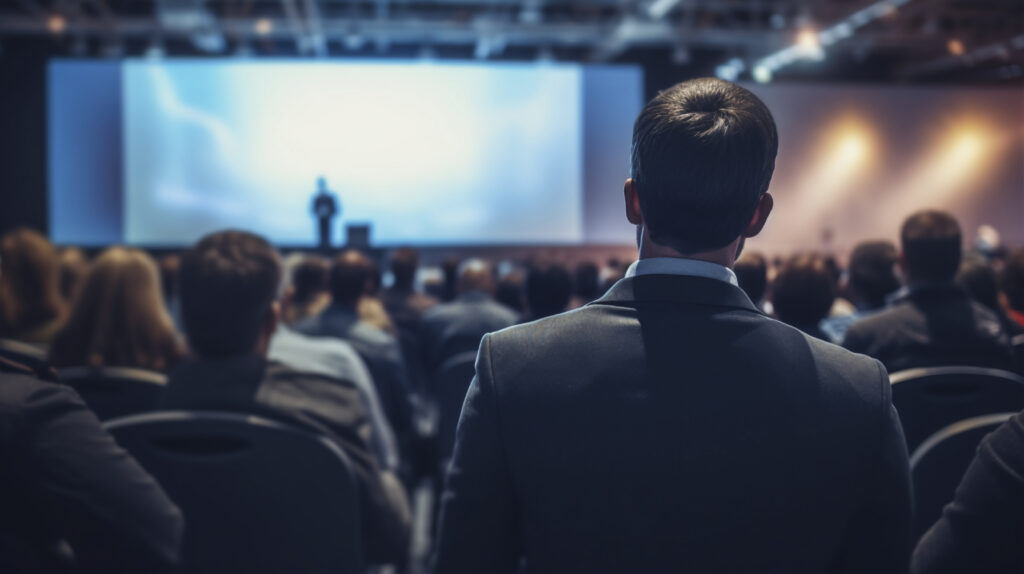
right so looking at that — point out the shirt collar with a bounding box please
[624,257,739,287]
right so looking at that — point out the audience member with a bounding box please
[494,270,526,315]
[820,240,901,343]
[295,249,414,459]
[433,78,911,573]
[734,251,768,308]
[381,247,439,391]
[843,211,1015,372]
[0,228,65,345]
[358,259,397,334]
[49,247,184,371]
[823,254,857,318]
[1001,248,1024,330]
[570,261,601,307]
[958,255,1024,337]
[281,255,331,325]
[771,253,836,340]
[0,365,183,571]
[438,257,460,302]
[57,246,90,304]
[163,231,410,564]
[524,262,573,321]
[911,408,1024,574]
[420,258,518,377]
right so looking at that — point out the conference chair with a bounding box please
[890,366,1024,453]
[0,338,49,372]
[58,366,166,421]
[435,351,478,465]
[909,412,1014,541]
[104,411,363,574]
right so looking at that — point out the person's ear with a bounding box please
[743,193,774,238]
[624,179,643,226]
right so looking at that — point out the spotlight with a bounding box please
[47,14,67,35]
[752,65,773,84]
[947,38,965,56]
[254,18,273,37]
[796,29,825,60]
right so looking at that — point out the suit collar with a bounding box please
[593,274,760,313]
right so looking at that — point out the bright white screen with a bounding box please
[124,61,583,245]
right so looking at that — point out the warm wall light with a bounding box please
[254,18,273,36]
[47,14,67,35]
[948,38,965,56]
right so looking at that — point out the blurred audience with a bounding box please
[843,210,1015,372]
[420,258,518,376]
[49,247,184,371]
[770,253,836,340]
[0,228,65,345]
[381,247,438,392]
[524,262,573,321]
[281,255,331,325]
[494,270,526,315]
[163,231,410,564]
[57,246,90,304]
[734,251,768,309]
[958,255,1024,337]
[570,261,601,307]
[295,249,414,458]
[1001,248,1024,331]
[358,259,396,335]
[0,366,184,572]
[821,241,901,343]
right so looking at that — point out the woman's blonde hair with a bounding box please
[49,246,183,371]
[0,228,65,339]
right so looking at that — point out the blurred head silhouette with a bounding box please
[50,247,182,370]
[457,259,495,296]
[526,262,573,319]
[772,253,836,336]
[0,228,64,341]
[847,241,900,309]
[329,249,372,307]
[899,210,962,285]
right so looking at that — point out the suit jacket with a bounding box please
[420,291,518,376]
[0,372,183,572]
[843,284,1016,374]
[434,274,912,573]
[162,356,411,564]
[295,304,414,445]
[912,408,1024,574]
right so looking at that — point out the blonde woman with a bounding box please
[0,228,66,344]
[49,247,183,371]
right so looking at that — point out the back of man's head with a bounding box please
[179,230,281,358]
[631,78,778,254]
[772,253,836,328]
[573,262,600,301]
[848,241,900,309]
[734,252,768,304]
[329,250,371,306]
[900,210,962,283]
[457,259,494,295]
[291,256,330,304]
[1001,248,1024,313]
[390,247,419,290]
[526,262,573,319]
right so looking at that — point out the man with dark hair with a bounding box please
[820,241,901,343]
[381,247,438,391]
[844,211,1014,372]
[771,253,836,340]
[1002,248,1024,330]
[164,231,410,565]
[734,251,768,308]
[296,249,414,465]
[434,78,911,573]
[524,262,573,320]
[570,261,600,307]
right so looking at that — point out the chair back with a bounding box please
[0,338,48,372]
[58,366,166,420]
[909,412,1014,541]
[104,411,363,573]
[435,351,478,463]
[890,366,1024,452]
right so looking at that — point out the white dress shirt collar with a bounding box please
[624,257,739,287]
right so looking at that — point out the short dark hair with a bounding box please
[631,78,778,253]
[390,247,419,290]
[179,230,281,357]
[848,241,900,308]
[1001,248,1024,312]
[734,252,768,304]
[291,256,329,304]
[329,250,371,306]
[526,262,573,319]
[573,261,600,302]
[772,254,836,327]
[957,256,1000,311]
[900,210,962,283]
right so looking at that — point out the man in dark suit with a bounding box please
[419,259,518,377]
[0,363,183,571]
[163,231,410,565]
[381,247,438,391]
[843,211,1015,373]
[433,78,912,573]
[311,176,339,250]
